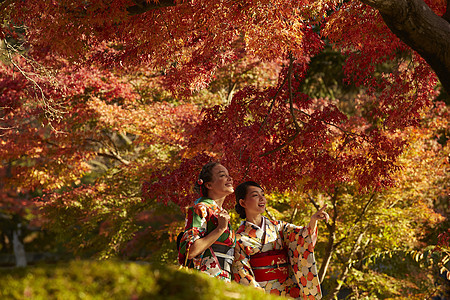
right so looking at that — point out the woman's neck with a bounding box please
[246,214,262,227]
[214,197,225,208]
[207,192,227,208]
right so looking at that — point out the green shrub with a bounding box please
[0,260,282,300]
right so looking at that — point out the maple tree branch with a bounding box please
[259,57,306,158]
[444,0,450,23]
[7,58,64,124]
[127,0,177,15]
[289,205,298,224]
[265,207,276,221]
[292,106,363,139]
[327,228,368,299]
[97,152,130,165]
[287,53,302,132]
[259,131,300,158]
[260,106,362,158]
[309,190,339,283]
[86,135,130,165]
[0,109,13,133]
[359,0,450,94]
[308,193,321,210]
[259,53,364,158]
[104,132,121,155]
[334,193,376,248]
[242,59,289,177]
[4,40,67,129]
[227,81,237,103]
[0,0,13,12]
[258,73,289,134]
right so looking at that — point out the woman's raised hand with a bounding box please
[217,209,231,231]
[312,204,330,222]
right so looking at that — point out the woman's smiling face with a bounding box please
[205,164,234,196]
[240,185,266,216]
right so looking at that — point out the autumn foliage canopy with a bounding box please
[0,0,448,252]
[0,1,447,204]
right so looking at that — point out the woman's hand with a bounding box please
[217,209,231,231]
[308,204,330,235]
[311,204,330,222]
[188,209,230,259]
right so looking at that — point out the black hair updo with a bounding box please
[193,161,220,198]
[234,181,263,219]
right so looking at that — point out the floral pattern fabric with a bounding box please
[178,197,235,282]
[232,216,322,299]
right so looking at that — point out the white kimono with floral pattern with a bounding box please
[232,216,322,300]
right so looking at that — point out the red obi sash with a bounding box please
[250,249,289,282]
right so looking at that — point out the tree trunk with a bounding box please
[325,231,366,300]
[12,224,27,267]
[309,191,339,283]
[359,0,450,94]
[318,228,335,283]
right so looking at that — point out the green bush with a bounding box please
[0,260,283,300]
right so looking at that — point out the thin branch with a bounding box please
[308,194,321,210]
[0,112,13,131]
[311,189,339,283]
[290,205,298,224]
[104,132,120,155]
[335,193,376,247]
[241,150,253,181]
[227,62,260,103]
[258,52,364,159]
[87,135,130,165]
[287,52,301,132]
[258,72,289,134]
[97,152,130,165]
[127,0,177,15]
[4,41,67,130]
[227,81,237,103]
[292,107,363,139]
[327,227,368,299]
[259,130,300,157]
[351,193,376,228]
[0,0,14,12]
[265,208,276,221]
[260,54,307,158]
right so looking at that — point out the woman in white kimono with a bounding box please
[232,181,328,299]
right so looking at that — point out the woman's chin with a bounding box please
[225,187,234,193]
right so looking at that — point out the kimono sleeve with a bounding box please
[280,221,317,254]
[177,204,209,265]
[279,220,322,299]
[232,237,261,288]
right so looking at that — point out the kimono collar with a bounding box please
[195,197,217,207]
[244,215,266,230]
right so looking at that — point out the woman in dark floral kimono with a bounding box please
[232,181,328,299]
[178,162,235,282]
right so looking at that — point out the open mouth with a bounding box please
[258,203,266,208]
